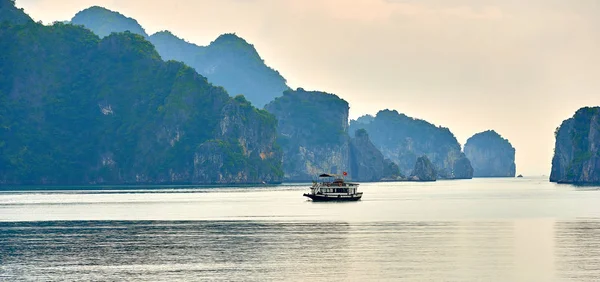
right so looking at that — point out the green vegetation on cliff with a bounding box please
[551,107,600,184]
[0,0,32,25]
[268,88,348,145]
[464,130,516,177]
[265,88,350,181]
[265,90,403,182]
[0,4,282,184]
[71,6,289,107]
[163,32,289,107]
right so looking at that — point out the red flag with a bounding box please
[343,171,347,176]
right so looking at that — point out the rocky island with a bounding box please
[2,1,515,186]
[464,130,516,177]
[409,156,437,181]
[349,110,473,179]
[265,89,402,182]
[550,107,600,184]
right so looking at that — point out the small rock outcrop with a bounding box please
[452,156,475,179]
[383,159,403,181]
[349,129,403,181]
[464,130,516,177]
[550,107,600,184]
[349,110,473,179]
[410,156,436,181]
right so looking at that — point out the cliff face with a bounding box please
[265,88,350,181]
[550,107,600,184]
[71,7,289,108]
[0,15,283,184]
[349,110,473,179]
[410,156,436,181]
[464,130,516,177]
[192,96,283,183]
[349,129,402,182]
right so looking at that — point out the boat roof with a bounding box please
[319,173,341,178]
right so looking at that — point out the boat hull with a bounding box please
[303,193,362,202]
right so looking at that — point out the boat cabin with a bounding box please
[304,173,362,201]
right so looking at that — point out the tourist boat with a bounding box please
[303,173,362,201]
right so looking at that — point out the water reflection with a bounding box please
[2,220,600,281]
[0,221,352,281]
[345,221,516,281]
[556,220,600,281]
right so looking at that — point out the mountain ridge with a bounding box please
[72,6,148,37]
[71,6,289,108]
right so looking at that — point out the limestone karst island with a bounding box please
[1,1,599,185]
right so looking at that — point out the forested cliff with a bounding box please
[265,89,401,182]
[265,89,351,181]
[0,2,283,184]
[550,107,600,184]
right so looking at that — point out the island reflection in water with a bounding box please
[1,219,599,281]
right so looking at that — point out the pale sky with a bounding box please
[15,0,600,176]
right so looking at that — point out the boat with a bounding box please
[303,173,362,201]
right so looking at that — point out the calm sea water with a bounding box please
[1,177,600,281]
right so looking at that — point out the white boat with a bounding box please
[303,173,362,201]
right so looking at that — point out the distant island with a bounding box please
[349,110,473,180]
[464,130,516,177]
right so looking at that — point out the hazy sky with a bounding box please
[16,0,600,175]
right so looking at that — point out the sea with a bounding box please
[1,176,600,281]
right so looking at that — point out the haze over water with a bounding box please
[2,177,600,281]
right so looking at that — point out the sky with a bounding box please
[15,0,600,176]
